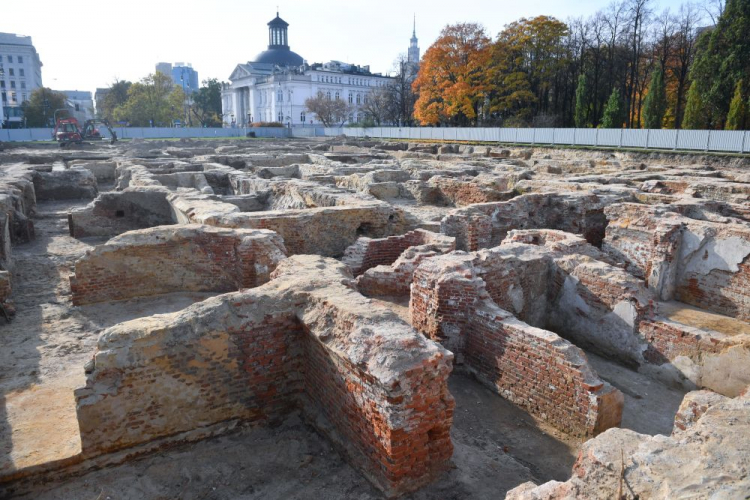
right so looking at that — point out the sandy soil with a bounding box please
[6,373,579,500]
[0,201,217,477]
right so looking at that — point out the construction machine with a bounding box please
[53,113,118,147]
[81,119,118,143]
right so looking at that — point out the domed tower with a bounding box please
[252,12,305,66]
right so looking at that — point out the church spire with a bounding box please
[408,15,420,64]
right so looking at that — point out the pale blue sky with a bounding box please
[3,0,701,92]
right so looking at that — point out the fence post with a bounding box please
[514,128,519,144]
[573,128,577,146]
[595,128,599,147]
[674,129,679,151]
[742,130,748,154]
[619,128,623,149]
[646,129,651,150]
[532,128,536,146]
[552,128,555,146]
[705,130,711,152]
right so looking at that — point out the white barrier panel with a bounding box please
[535,128,554,144]
[598,129,621,147]
[648,129,677,150]
[576,129,597,146]
[709,130,744,153]
[516,129,534,143]
[621,129,648,148]
[676,130,706,151]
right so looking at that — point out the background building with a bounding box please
[222,13,391,127]
[60,90,94,124]
[156,62,199,94]
[0,32,43,127]
[94,87,110,118]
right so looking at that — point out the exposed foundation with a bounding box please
[1,138,748,499]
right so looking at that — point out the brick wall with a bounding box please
[676,259,750,321]
[640,320,723,365]
[356,246,443,297]
[410,254,623,437]
[302,331,453,496]
[70,225,286,305]
[76,305,303,456]
[75,256,454,497]
[343,229,455,278]
[466,304,623,436]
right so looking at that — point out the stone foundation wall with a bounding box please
[70,225,286,305]
[441,192,616,251]
[69,188,175,239]
[604,203,750,320]
[75,256,454,497]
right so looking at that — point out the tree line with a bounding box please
[97,73,223,127]
[409,0,749,130]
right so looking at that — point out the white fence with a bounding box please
[320,127,750,154]
[2,125,748,153]
[0,126,292,142]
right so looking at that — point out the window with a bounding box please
[20,82,25,89]
[348,113,354,122]
[326,91,331,100]
[1,92,5,102]
[300,112,305,123]
[21,93,26,102]
[0,81,4,89]
[277,89,283,102]
[356,94,361,105]
[8,68,13,76]
[7,55,12,63]
[335,91,339,100]
[278,111,284,122]
[348,93,353,104]
[10,91,16,103]
[287,90,292,101]
[364,95,369,104]
[19,69,24,77]
[17,56,23,63]
[10,81,14,89]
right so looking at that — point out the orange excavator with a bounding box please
[53,110,117,147]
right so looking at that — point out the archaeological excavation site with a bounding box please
[0,136,748,499]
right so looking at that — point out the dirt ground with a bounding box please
[0,201,216,479]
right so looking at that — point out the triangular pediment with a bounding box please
[228,64,252,81]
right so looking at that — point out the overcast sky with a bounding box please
[4,0,695,93]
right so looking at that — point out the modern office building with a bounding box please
[156,62,199,94]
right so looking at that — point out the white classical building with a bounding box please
[222,13,396,127]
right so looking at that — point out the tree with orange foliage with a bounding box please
[412,23,492,126]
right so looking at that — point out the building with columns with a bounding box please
[222,12,395,127]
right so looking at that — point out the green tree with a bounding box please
[99,79,131,121]
[726,79,748,130]
[191,78,223,127]
[688,0,750,127]
[600,88,625,128]
[113,73,184,127]
[574,73,590,128]
[682,82,709,129]
[21,88,67,127]
[643,66,668,129]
